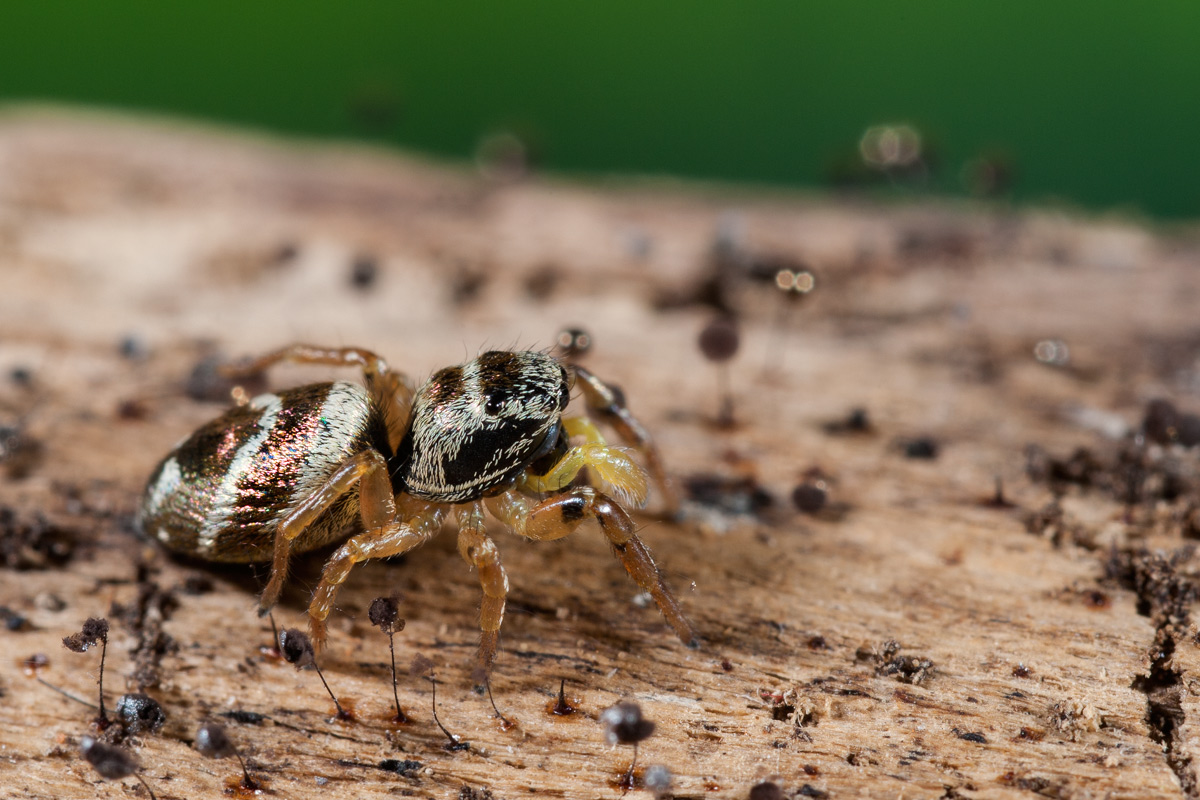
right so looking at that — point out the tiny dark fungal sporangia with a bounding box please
[792,483,828,514]
[550,678,577,716]
[368,595,407,724]
[698,316,740,427]
[62,617,110,728]
[643,763,672,797]
[279,627,349,721]
[411,654,467,751]
[196,722,259,791]
[554,327,592,360]
[749,782,784,800]
[349,253,379,290]
[80,735,157,799]
[600,701,656,793]
[115,692,166,734]
[822,406,873,436]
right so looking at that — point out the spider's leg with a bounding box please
[522,434,648,509]
[570,365,680,515]
[223,344,414,449]
[487,488,697,648]
[260,448,395,616]
[305,503,444,648]
[456,502,509,678]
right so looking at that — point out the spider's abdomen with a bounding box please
[139,381,386,563]
[394,350,569,503]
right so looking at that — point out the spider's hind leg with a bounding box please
[223,344,414,449]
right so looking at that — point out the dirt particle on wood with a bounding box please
[0,508,76,570]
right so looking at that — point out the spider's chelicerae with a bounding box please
[139,344,697,675]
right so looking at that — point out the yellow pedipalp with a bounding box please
[523,442,649,508]
[563,415,606,444]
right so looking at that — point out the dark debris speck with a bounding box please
[378,759,422,776]
[0,425,43,479]
[684,473,773,517]
[179,575,214,596]
[350,255,376,289]
[866,640,935,685]
[185,354,267,403]
[822,406,874,436]
[349,253,379,290]
[953,728,987,744]
[0,606,29,631]
[118,335,150,362]
[0,507,76,570]
[901,436,940,460]
[1141,399,1200,447]
[220,710,266,725]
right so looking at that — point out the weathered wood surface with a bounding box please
[2,110,1200,799]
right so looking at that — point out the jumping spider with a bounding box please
[139,344,697,675]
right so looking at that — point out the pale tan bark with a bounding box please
[1,110,1196,799]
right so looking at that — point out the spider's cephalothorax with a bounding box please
[139,344,694,677]
[394,350,570,503]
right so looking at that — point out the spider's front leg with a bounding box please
[304,505,442,647]
[487,488,698,649]
[456,502,509,678]
[571,364,680,515]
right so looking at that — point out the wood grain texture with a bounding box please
[2,109,1199,799]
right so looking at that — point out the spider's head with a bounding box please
[394,350,569,502]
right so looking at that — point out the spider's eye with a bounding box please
[484,392,509,416]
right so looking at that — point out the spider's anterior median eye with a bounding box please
[484,392,509,416]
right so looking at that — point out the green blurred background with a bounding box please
[3,2,1197,219]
